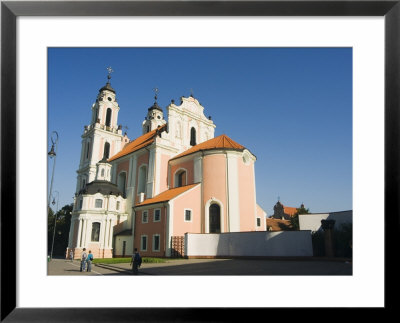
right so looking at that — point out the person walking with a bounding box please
[130,248,142,275]
[69,250,74,262]
[86,250,94,272]
[80,248,87,272]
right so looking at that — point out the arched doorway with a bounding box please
[209,204,221,233]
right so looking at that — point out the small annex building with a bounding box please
[66,75,267,259]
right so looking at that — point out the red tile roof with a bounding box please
[135,183,199,206]
[171,134,245,160]
[283,206,298,217]
[108,124,166,162]
[266,218,294,231]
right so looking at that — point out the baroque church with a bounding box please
[66,74,267,259]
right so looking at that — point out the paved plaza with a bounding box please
[48,257,352,276]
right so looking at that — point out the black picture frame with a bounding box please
[1,0,397,321]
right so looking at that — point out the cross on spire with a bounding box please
[106,66,114,81]
[154,87,159,102]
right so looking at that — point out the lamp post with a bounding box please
[47,131,59,212]
[50,190,59,260]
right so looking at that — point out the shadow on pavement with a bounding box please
[97,258,352,276]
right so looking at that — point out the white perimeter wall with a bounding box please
[185,231,313,257]
[299,210,352,232]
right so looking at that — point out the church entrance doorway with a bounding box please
[209,204,221,233]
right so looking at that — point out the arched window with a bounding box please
[138,165,147,194]
[174,169,187,188]
[118,172,127,197]
[106,108,112,127]
[91,222,101,242]
[103,142,110,159]
[190,127,196,146]
[209,204,221,233]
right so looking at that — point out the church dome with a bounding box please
[78,180,123,197]
[148,101,163,112]
[99,82,115,93]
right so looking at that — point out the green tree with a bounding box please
[48,204,73,257]
[290,205,310,230]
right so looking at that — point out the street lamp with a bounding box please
[48,131,59,211]
[50,190,59,260]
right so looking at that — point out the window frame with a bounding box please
[153,208,161,222]
[95,198,103,208]
[91,222,101,242]
[257,217,261,227]
[140,235,148,252]
[184,208,192,222]
[142,210,148,223]
[152,234,161,252]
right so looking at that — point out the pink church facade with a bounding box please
[66,76,266,259]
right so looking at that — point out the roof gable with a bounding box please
[135,183,199,207]
[171,134,245,161]
[108,124,166,162]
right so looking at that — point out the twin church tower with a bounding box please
[66,69,266,259]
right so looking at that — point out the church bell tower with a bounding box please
[75,67,125,193]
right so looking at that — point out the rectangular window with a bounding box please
[116,201,120,210]
[184,209,192,222]
[154,209,161,222]
[257,218,261,227]
[79,199,83,210]
[153,235,160,252]
[142,211,148,223]
[95,199,103,208]
[141,235,147,251]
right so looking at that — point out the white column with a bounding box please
[104,218,110,249]
[194,156,203,183]
[227,153,240,232]
[154,149,161,195]
[68,218,75,248]
[100,219,106,249]
[108,219,113,248]
[82,218,88,248]
[147,148,155,198]
[77,218,83,247]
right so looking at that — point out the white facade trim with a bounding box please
[227,152,240,232]
[165,202,173,257]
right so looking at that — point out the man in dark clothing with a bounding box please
[130,248,141,275]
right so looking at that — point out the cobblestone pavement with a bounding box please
[48,257,352,276]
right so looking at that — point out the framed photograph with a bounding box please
[1,0,397,321]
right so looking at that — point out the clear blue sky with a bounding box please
[48,47,352,216]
